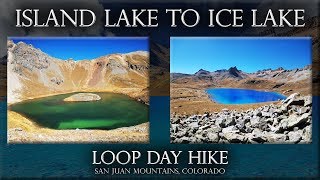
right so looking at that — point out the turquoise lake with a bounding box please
[9,92,148,130]
[206,88,286,104]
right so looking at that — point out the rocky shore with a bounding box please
[170,93,312,144]
[8,110,149,143]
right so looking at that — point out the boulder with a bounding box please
[302,125,312,142]
[215,117,226,127]
[304,96,312,107]
[222,132,246,143]
[265,133,287,143]
[283,93,305,108]
[222,126,238,133]
[285,113,309,129]
[287,131,302,143]
[206,132,220,143]
[171,117,181,124]
[225,117,236,126]
[248,129,267,143]
[250,117,261,128]
[206,125,222,134]
[171,124,179,133]
[188,122,199,129]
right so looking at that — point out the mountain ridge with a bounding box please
[7,40,149,104]
[171,64,311,82]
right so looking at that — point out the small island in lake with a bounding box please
[63,93,101,102]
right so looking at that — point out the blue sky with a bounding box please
[10,37,148,60]
[171,37,311,74]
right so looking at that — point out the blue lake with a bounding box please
[206,88,287,104]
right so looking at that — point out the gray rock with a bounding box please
[304,96,312,107]
[201,113,210,119]
[187,115,198,121]
[283,93,299,104]
[222,126,239,133]
[176,129,187,138]
[198,124,211,130]
[222,132,246,143]
[265,133,287,143]
[302,125,312,142]
[262,111,272,118]
[222,108,229,112]
[280,113,309,130]
[215,117,226,127]
[225,117,236,126]
[171,117,180,124]
[195,134,206,141]
[171,124,179,133]
[188,122,199,129]
[253,110,262,117]
[206,132,220,143]
[249,129,267,143]
[287,131,302,143]
[298,107,309,114]
[250,117,260,127]
[206,125,222,134]
[287,113,309,128]
[267,124,279,132]
[283,93,305,108]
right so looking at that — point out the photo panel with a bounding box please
[7,37,150,143]
[170,37,312,144]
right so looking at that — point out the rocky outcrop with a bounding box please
[63,93,101,102]
[228,66,241,78]
[171,93,312,144]
[195,69,210,76]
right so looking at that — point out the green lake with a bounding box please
[9,92,148,130]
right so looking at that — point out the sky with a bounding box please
[171,37,311,74]
[10,37,148,60]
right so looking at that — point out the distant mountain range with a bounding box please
[171,65,311,83]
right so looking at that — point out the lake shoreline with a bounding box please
[170,83,311,115]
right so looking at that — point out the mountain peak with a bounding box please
[275,67,284,71]
[228,66,241,78]
[195,69,210,75]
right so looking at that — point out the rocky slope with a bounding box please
[171,93,312,144]
[7,40,149,104]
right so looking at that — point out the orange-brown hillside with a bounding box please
[7,40,149,104]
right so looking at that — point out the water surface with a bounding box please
[206,88,286,104]
[9,92,148,130]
